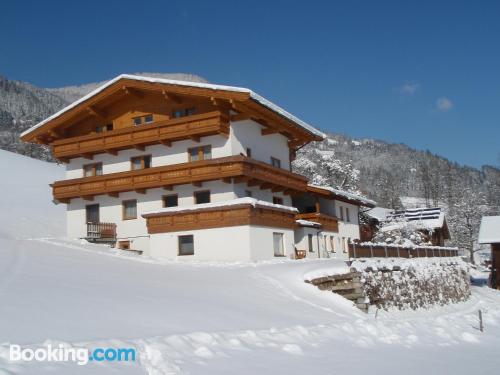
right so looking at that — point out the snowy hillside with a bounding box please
[0,151,500,374]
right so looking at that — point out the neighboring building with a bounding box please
[21,74,374,261]
[478,216,500,289]
[363,207,451,246]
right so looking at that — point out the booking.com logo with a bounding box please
[9,344,136,366]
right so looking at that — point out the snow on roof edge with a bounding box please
[21,74,325,139]
[308,184,376,207]
[478,216,500,244]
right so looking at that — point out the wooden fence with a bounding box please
[348,243,459,259]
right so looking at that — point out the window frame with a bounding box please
[272,196,284,205]
[194,190,211,205]
[130,155,152,170]
[188,145,212,162]
[270,157,281,169]
[178,235,194,256]
[162,194,178,208]
[83,162,103,177]
[122,199,138,220]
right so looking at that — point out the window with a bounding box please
[173,107,196,118]
[270,157,281,168]
[246,148,252,158]
[131,155,152,170]
[162,194,178,208]
[194,190,210,204]
[188,145,212,162]
[96,123,113,133]
[245,190,253,197]
[339,206,344,221]
[330,236,335,252]
[83,162,103,177]
[273,232,284,256]
[85,204,100,223]
[341,237,346,253]
[178,235,194,256]
[273,196,284,205]
[346,207,351,222]
[122,200,137,220]
[133,114,154,126]
[308,234,314,253]
[144,114,153,124]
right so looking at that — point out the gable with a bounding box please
[20,74,324,147]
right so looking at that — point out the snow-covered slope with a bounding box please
[0,152,500,375]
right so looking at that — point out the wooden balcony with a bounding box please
[52,156,309,202]
[144,202,297,234]
[52,111,229,161]
[86,222,117,242]
[295,212,339,232]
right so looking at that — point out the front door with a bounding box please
[273,232,284,257]
[86,204,100,223]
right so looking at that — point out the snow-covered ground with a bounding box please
[1,150,500,374]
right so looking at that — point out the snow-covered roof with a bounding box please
[21,74,325,139]
[142,197,298,217]
[296,219,321,228]
[308,184,376,207]
[478,216,500,244]
[365,207,391,222]
[378,207,449,238]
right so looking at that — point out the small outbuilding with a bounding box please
[478,216,500,289]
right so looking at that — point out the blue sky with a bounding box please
[1,0,499,168]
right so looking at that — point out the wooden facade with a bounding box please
[21,76,322,151]
[295,212,339,232]
[143,203,297,233]
[52,155,309,202]
[52,111,229,161]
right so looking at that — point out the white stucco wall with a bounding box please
[149,225,295,261]
[66,181,239,254]
[230,119,290,170]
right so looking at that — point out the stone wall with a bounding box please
[305,257,470,311]
[351,258,470,310]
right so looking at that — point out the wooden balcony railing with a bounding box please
[295,212,339,232]
[52,111,229,160]
[348,243,459,258]
[86,222,117,241]
[52,156,309,202]
[144,202,297,234]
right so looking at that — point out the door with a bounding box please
[86,204,100,223]
[273,232,284,257]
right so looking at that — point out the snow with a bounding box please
[308,184,376,207]
[365,206,391,221]
[295,219,321,227]
[21,74,326,140]
[478,216,500,244]
[143,197,298,217]
[2,150,500,374]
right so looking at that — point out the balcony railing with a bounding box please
[52,111,229,160]
[52,156,309,202]
[295,212,339,232]
[86,222,117,241]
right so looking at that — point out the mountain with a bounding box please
[0,73,208,160]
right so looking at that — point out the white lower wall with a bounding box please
[294,227,350,260]
[149,225,295,261]
[66,181,238,254]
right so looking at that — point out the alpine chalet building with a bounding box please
[21,75,374,261]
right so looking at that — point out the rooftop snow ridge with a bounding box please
[308,184,376,207]
[21,74,325,139]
